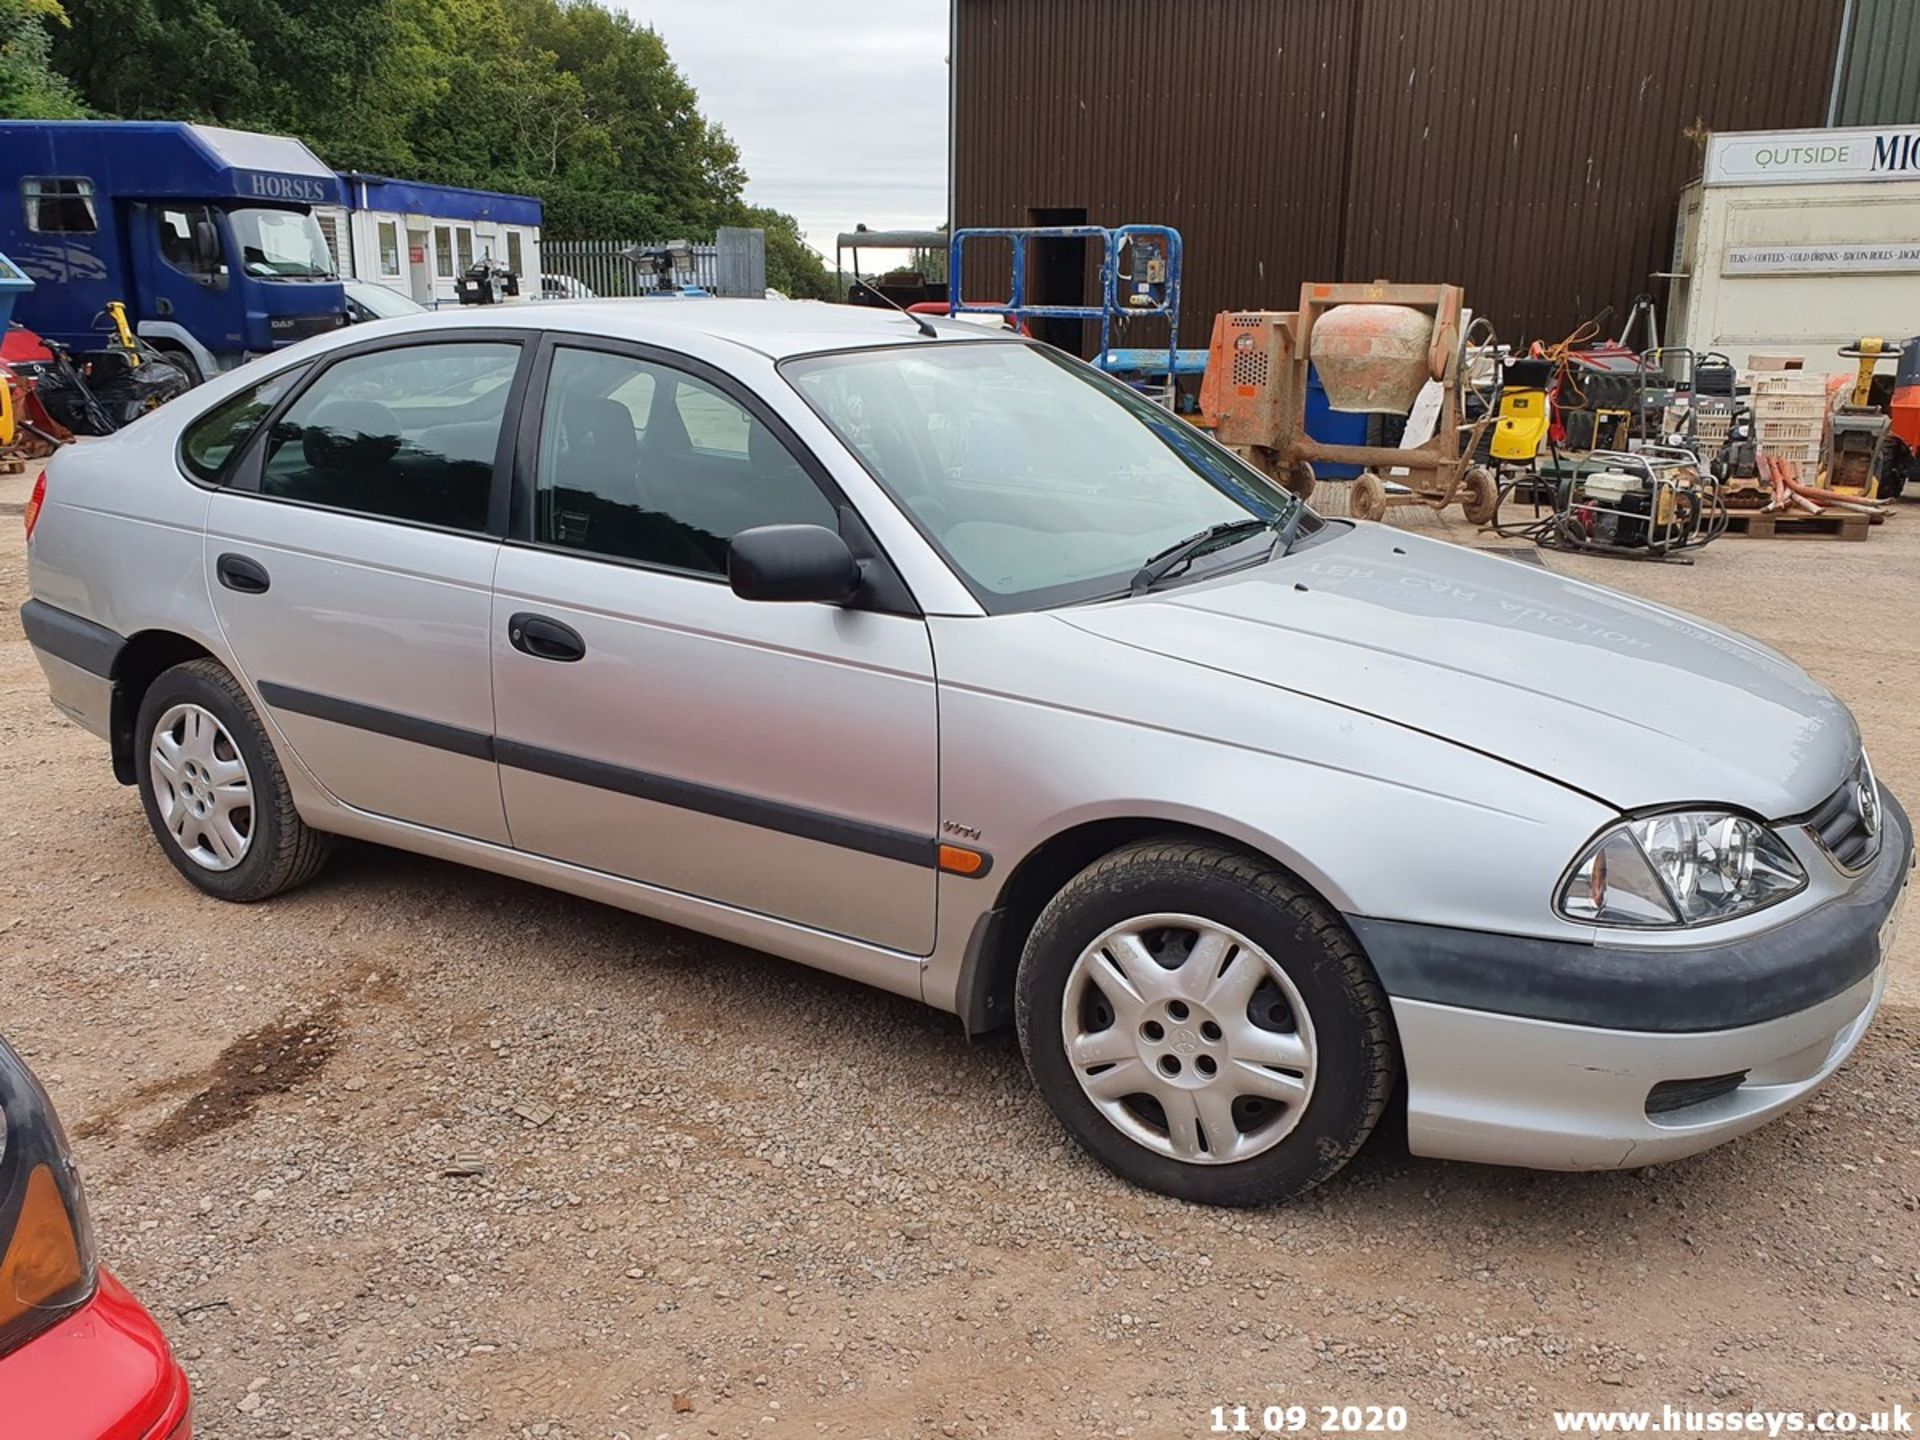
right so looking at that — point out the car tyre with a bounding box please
[1015,837,1397,1207]
[135,659,331,902]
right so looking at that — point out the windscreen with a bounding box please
[783,341,1305,610]
[228,207,337,280]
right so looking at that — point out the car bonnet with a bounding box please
[1057,523,1856,818]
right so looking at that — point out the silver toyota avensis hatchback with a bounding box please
[22,302,1912,1206]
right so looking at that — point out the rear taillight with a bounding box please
[22,467,47,542]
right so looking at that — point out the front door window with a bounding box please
[533,346,837,576]
[156,205,224,286]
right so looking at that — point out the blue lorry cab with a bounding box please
[0,121,349,380]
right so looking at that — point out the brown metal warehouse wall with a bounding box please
[953,0,1845,346]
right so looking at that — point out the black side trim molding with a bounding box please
[495,738,937,869]
[1352,789,1910,1034]
[20,599,124,679]
[256,682,495,761]
[254,680,938,869]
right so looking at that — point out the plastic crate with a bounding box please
[1745,371,1830,396]
[1759,440,1822,465]
[1757,418,1820,446]
[1753,392,1827,420]
[1663,405,1733,448]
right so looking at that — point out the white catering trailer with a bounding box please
[1666,124,1920,378]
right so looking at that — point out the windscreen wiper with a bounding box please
[1129,517,1276,596]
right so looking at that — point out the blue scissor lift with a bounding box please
[947,225,1204,406]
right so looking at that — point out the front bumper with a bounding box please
[1355,790,1912,1171]
[1391,961,1888,1169]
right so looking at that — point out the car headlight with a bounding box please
[1558,811,1807,927]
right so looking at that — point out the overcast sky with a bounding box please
[613,0,950,262]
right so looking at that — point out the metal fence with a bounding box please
[542,230,767,298]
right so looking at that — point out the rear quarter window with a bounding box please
[180,367,307,483]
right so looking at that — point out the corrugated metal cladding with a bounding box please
[953,0,1846,347]
[1831,0,1920,125]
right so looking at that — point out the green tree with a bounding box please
[50,0,262,122]
[502,0,744,232]
[1,0,89,117]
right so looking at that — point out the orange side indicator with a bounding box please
[937,844,990,877]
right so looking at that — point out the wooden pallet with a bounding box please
[1723,508,1870,541]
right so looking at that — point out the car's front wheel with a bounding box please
[1016,838,1397,1206]
[134,659,332,902]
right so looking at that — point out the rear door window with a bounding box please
[257,342,520,532]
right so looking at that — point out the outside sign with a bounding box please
[1705,126,1920,186]
[1723,242,1920,276]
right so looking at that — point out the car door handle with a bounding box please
[216,553,271,594]
[507,612,585,663]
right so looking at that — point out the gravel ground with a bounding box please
[2,463,1917,1440]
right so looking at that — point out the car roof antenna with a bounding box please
[853,275,938,338]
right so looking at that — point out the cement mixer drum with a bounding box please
[1309,303,1435,413]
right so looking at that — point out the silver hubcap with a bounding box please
[1061,914,1317,1165]
[149,703,254,872]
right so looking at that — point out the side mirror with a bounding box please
[728,524,861,604]
[192,218,221,269]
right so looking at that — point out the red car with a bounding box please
[0,1037,191,1438]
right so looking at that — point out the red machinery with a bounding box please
[1885,335,1920,499]
[1196,281,1498,523]
[2,321,72,465]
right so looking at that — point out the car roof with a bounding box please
[337,298,1002,362]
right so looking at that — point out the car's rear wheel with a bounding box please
[1016,838,1396,1206]
[135,659,331,902]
